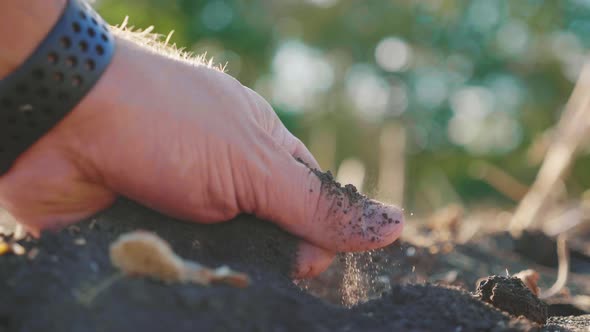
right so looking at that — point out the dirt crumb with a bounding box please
[474,275,548,324]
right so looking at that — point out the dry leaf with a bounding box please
[514,269,540,296]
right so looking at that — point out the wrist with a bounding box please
[0,0,67,78]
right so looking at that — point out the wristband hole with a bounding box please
[32,69,45,80]
[42,107,53,115]
[66,56,78,68]
[54,72,65,82]
[88,28,96,38]
[79,41,88,52]
[60,37,72,49]
[72,75,83,87]
[11,135,20,142]
[28,120,38,129]
[73,22,82,33]
[48,53,59,64]
[96,45,105,55]
[91,18,98,26]
[85,59,96,71]
[79,11,87,20]
[101,33,108,42]
[6,115,16,124]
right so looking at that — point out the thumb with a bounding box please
[252,136,404,253]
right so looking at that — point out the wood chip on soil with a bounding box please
[109,231,250,288]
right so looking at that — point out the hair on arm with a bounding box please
[110,16,225,71]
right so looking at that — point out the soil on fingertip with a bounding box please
[297,158,401,243]
[296,157,365,204]
[1,198,589,331]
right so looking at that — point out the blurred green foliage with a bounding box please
[95,0,590,214]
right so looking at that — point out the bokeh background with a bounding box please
[95,0,590,217]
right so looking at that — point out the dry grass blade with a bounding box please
[510,63,590,236]
[539,233,569,300]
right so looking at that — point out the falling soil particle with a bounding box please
[341,252,369,307]
[474,275,548,324]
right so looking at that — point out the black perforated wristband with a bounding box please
[0,0,115,174]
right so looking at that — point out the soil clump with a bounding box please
[474,275,548,324]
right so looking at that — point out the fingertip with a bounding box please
[307,196,404,253]
[355,200,404,251]
[293,241,335,279]
[258,143,404,256]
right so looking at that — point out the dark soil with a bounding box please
[474,276,548,324]
[545,315,590,331]
[0,198,587,332]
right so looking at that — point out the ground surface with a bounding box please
[0,198,589,332]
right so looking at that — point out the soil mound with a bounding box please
[0,198,583,331]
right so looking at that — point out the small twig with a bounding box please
[470,160,529,202]
[539,233,569,300]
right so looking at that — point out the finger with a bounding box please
[278,129,322,170]
[293,241,335,279]
[244,87,321,170]
[252,136,404,253]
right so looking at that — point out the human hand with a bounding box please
[0,24,403,279]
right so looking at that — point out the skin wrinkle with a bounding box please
[225,143,242,214]
[206,136,229,219]
[244,88,273,133]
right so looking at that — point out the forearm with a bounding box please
[0,0,66,78]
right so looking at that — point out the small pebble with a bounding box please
[74,238,87,246]
[11,243,26,255]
